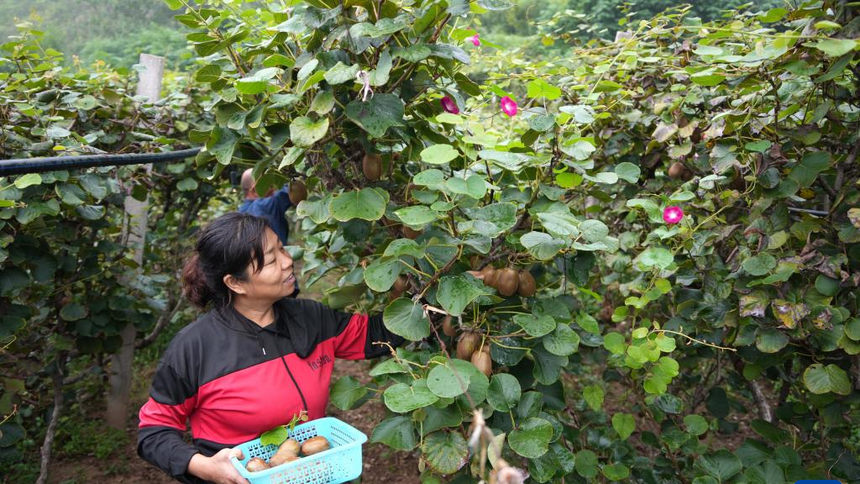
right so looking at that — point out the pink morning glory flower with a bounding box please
[500,96,517,117]
[469,34,481,46]
[663,206,684,224]
[440,96,459,114]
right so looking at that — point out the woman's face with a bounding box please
[233,228,296,303]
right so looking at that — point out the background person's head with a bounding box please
[241,168,276,200]
[182,212,296,310]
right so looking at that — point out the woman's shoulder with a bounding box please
[162,310,222,357]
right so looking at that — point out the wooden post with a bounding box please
[106,54,165,430]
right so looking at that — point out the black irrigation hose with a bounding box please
[0,148,202,177]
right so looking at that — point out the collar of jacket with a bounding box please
[212,299,320,359]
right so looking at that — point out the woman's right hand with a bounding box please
[188,448,249,484]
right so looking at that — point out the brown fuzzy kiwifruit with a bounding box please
[517,270,536,297]
[246,457,271,472]
[456,333,480,360]
[442,315,456,337]
[402,226,422,239]
[393,275,407,294]
[362,153,382,181]
[301,436,330,456]
[495,268,519,297]
[480,266,498,288]
[269,439,301,466]
[471,350,492,377]
[288,180,307,205]
[667,162,688,180]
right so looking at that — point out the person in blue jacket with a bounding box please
[238,169,299,297]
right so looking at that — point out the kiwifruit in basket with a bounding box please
[495,268,519,297]
[268,439,301,466]
[246,457,271,472]
[442,315,456,337]
[456,333,480,360]
[301,436,330,456]
[288,181,307,205]
[517,270,536,297]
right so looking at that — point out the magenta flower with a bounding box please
[440,96,459,114]
[469,34,481,46]
[500,96,517,117]
[663,206,684,224]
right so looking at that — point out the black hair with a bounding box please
[182,212,272,309]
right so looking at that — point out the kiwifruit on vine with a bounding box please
[402,226,422,239]
[495,268,520,297]
[362,152,382,181]
[442,315,456,337]
[471,348,492,377]
[288,180,307,205]
[517,270,536,297]
[480,266,498,288]
[389,275,408,301]
[667,161,692,181]
[456,333,480,360]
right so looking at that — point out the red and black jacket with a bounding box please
[137,297,405,483]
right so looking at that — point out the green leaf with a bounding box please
[59,303,88,322]
[195,64,222,83]
[310,90,335,115]
[810,38,857,57]
[684,415,709,436]
[446,175,486,199]
[421,144,459,165]
[638,248,674,269]
[330,376,368,410]
[579,220,609,242]
[383,379,439,413]
[583,384,604,411]
[383,298,430,341]
[615,162,641,183]
[520,232,565,261]
[508,417,553,459]
[527,79,562,100]
[395,206,440,226]
[176,178,198,192]
[421,432,468,475]
[612,413,635,440]
[371,416,417,451]
[345,93,405,138]
[363,258,402,292]
[208,126,239,165]
[559,105,595,124]
[236,67,279,94]
[575,450,599,478]
[742,254,777,276]
[512,313,556,337]
[329,188,386,221]
[756,328,789,353]
[436,274,491,316]
[487,374,522,412]
[562,140,596,161]
[384,239,425,258]
[290,116,329,147]
[575,312,600,334]
[603,332,626,355]
[14,174,42,189]
[392,44,432,62]
[427,361,468,399]
[323,62,359,85]
[536,212,580,239]
[542,324,580,356]
[696,449,743,481]
[603,464,630,481]
[260,426,288,447]
[758,7,787,22]
[803,363,852,395]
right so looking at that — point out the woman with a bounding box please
[137,212,405,484]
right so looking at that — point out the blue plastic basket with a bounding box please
[230,417,367,484]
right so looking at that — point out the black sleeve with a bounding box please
[137,355,204,483]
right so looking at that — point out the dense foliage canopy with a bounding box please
[2,0,860,483]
